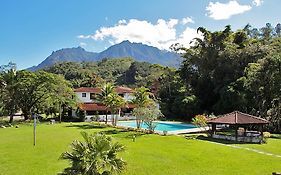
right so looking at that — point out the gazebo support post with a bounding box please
[260,125,264,137]
[243,126,247,137]
[211,124,216,136]
[235,125,238,142]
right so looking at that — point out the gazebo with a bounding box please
[207,111,269,143]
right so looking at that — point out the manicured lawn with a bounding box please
[0,122,281,175]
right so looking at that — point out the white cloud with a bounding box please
[77,18,201,50]
[252,0,263,6]
[118,19,126,25]
[77,35,91,39]
[79,42,87,47]
[181,17,194,25]
[206,1,252,20]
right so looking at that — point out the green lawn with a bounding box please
[0,122,281,175]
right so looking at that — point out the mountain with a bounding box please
[28,47,98,71]
[97,40,181,66]
[28,40,181,71]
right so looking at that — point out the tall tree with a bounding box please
[0,63,18,123]
[15,70,75,120]
[98,83,114,124]
[104,92,126,126]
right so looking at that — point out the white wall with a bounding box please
[76,92,134,103]
[124,93,134,102]
[84,114,136,122]
[76,92,92,103]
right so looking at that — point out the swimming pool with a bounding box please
[117,121,197,132]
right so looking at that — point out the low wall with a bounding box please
[85,114,136,122]
[212,134,262,143]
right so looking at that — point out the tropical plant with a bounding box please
[192,115,208,128]
[60,132,126,175]
[98,83,115,124]
[131,87,154,129]
[142,105,162,133]
[104,92,126,126]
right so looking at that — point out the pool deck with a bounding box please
[117,120,210,135]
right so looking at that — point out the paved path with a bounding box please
[207,141,281,159]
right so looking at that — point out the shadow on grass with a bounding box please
[195,135,259,145]
[97,129,146,142]
[65,123,106,130]
[64,123,147,140]
[270,135,281,140]
[99,129,127,135]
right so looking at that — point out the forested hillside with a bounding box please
[44,57,170,89]
[158,23,281,131]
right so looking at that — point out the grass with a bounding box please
[0,122,281,175]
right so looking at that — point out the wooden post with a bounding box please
[260,125,264,137]
[235,125,238,142]
[211,124,216,136]
[33,113,36,146]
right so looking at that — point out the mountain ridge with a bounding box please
[28,40,181,71]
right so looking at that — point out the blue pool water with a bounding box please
[117,121,197,132]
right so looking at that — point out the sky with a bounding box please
[0,0,280,69]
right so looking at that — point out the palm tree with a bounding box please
[60,132,126,175]
[98,83,114,124]
[131,87,154,129]
[105,93,126,126]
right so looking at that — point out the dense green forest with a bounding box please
[44,57,170,88]
[162,23,281,131]
[1,23,281,132]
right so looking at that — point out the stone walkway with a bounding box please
[208,141,281,159]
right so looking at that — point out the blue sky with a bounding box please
[0,0,280,69]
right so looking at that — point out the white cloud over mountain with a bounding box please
[78,18,202,50]
[206,1,252,20]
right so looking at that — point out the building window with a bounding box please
[82,93,86,97]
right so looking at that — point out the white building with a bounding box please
[74,87,135,115]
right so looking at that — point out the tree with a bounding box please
[158,68,199,119]
[131,87,154,129]
[132,103,162,133]
[36,75,77,121]
[98,83,115,124]
[15,70,75,120]
[104,92,126,126]
[60,132,126,175]
[0,62,18,123]
[242,45,281,131]
[140,104,162,133]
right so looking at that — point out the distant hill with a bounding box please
[28,40,181,71]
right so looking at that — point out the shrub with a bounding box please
[60,132,126,175]
[76,109,86,122]
[263,132,271,143]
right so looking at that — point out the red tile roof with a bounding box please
[74,86,133,94]
[115,86,134,93]
[79,103,135,111]
[208,111,269,125]
[79,103,106,111]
